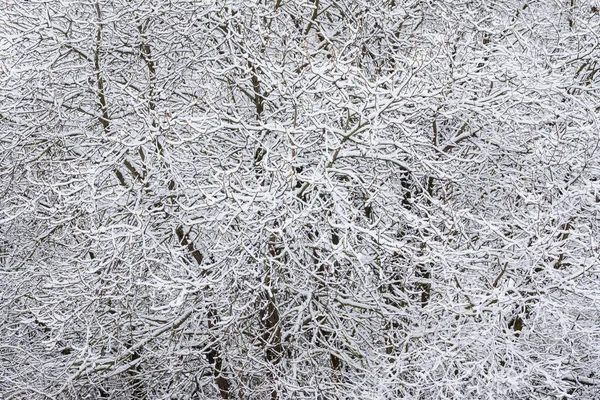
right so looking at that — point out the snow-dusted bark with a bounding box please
[1,0,599,399]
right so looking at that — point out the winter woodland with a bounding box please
[1,0,600,398]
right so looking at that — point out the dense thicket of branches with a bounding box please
[1,0,600,398]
